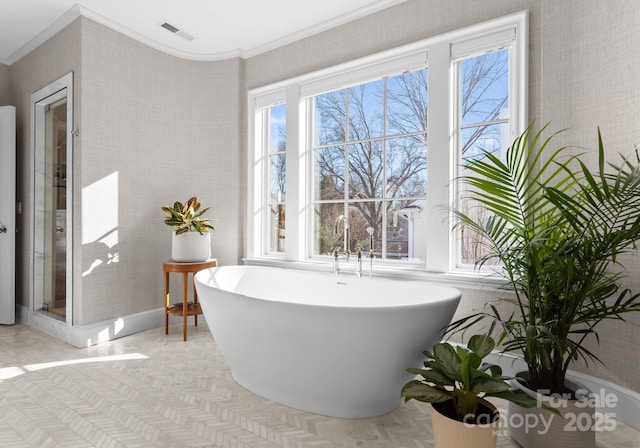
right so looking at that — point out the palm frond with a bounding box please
[449,123,640,392]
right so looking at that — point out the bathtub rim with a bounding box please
[194,264,462,310]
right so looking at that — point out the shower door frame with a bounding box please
[30,72,74,340]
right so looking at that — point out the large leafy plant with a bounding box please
[401,332,555,422]
[162,196,215,235]
[450,123,640,394]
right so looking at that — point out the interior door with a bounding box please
[0,106,16,325]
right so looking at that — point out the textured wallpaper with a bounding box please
[9,17,244,326]
[76,18,244,325]
[536,0,640,391]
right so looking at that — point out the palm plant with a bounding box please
[450,123,640,394]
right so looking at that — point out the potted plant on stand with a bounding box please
[401,330,556,448]
[449,123,640,447]
[162,196,216,262]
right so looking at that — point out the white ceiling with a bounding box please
[0,0,407,65]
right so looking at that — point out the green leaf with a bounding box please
[460,355,471,390]
[401,380,452,404]
[469,334,495,358]
[481,363,503,377]
[471,377,511,394]
[406,368,452,387]
[466,352,482,371]
[433,343,462,382]
[455,345,469,361]
[492,390,562,416]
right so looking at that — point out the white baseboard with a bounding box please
[16,305,70,343]
[485,352,640,431]
[17,306,209,348]
[70,308,166,347]
[17,305,166,348]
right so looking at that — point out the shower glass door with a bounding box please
[33,73,73,325]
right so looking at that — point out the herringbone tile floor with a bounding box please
[0,323,637,448]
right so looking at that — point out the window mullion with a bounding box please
[284,85,302,261]
[305,98,315,260]
[344,89,350,218]
[460,117,509,129]
[381,78,388,260]
[425,42,451,273]
[261,109,270,256]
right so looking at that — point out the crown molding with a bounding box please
[76,5,245,61]
[240,0,407,59]
[4,0,407,65]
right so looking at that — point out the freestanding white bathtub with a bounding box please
[194,265,461,418]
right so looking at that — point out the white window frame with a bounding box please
[246,11,528,282]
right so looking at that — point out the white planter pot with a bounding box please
[431,400,498,448]
[508,374,595,448]
[171,232,211,262]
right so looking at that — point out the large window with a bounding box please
[312,70,428,261]
[248,12,527,277]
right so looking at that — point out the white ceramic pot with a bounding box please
[431,400,498,448]
[171,231,211,262]
[508,373,595,448]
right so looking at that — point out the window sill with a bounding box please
[241,257,508,291]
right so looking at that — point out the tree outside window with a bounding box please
[312,71,428,261]
[248,15,525,274]
[456,49,510,267]
[311,51,509,263]
[267,103,286,253]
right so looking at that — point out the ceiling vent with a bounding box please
[159,21,195,41]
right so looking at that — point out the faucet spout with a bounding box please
[334,214,350,256]
[334,214,347,233]
[366,227,375,278]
